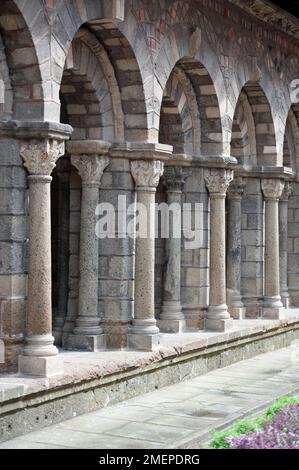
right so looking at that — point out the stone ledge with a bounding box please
[0,312,299,442]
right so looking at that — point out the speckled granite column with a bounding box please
[67,152,109,351]
[53,160,70,346]
[261,179,285,319]
[129,160,164,350]
[279,181,293,308]
[204,169,234,331]
[227,177,246,319]
[19,138,66,377]
[279,182,293,309]
[158,167,186,333]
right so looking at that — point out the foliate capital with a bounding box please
[163,166,187,191]
[261,179,284,201]
[204,168,234,195]
[71,154,109,186]
[280,182,293,202]
[20,139,65,176]
[227,177,247,200]
[131,160,164,189]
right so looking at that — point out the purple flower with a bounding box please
[229,404,299,449]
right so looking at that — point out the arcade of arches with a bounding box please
[1,0,299,377]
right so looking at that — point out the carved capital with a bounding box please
[71,154,109,186]
[227,177,247,200]
[261,179,284,201]
[163,166,187,191]
[204,169,234,195]
[131,160,164,188]
[280,182,293,202]
[20,139,65,176]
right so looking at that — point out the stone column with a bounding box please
[53,160,70,345]
[158,167,186,333]
[19,139,66,377]
[129,160,164,350]
[279,182,293,309]
[204,168,234,331]
[66,153,109,351]
[226,177,246,319]
[261,179,285,319]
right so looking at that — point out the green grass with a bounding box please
[209,396,299,449]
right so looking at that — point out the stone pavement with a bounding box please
[1,343,299,449]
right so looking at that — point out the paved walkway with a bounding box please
[1,343,299,449]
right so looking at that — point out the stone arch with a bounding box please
[232,81,277,166]
[60,30,124,143]
[231,91,257,166]
[0,0,45,120]
[0,33,13,120]
[158,57,223,156]
[283,106,299,177]
[159,66,200,156]
[46,2,149,139]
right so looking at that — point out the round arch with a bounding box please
[231,81,277,166]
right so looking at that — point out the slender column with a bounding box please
[19,139,66,377]
[204,168,234,331]
[128,160,164,350]
[261,179,285,319]
[279,182,293,309]
[158,167,186,333]
[66,154,109,351]
[53,160,70,345]
[226,177,246,319]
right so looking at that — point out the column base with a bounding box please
[19,355,63,378]
[63,334,106,352]
[53,328,63,347]
[128,333,160,351]
[229,307,246,320]
[204,318,234,332]
[281,295,290,309]
[157,319,185,334]
[261,307,286,320]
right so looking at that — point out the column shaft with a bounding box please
[129,160,164,350]
[65,153,109,351]
[53,164,70,345]
[159,167,185,333]
[205,168,234,332]
[226,178,246,319]
[279,183,292,308]
[19,138,67,377]
[262,179,285,319]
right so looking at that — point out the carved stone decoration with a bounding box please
[261,179,285,201]
[163,166,187,191]
[204,169,234,195]
[280,182,293,202]
[20,139,65,175]
[131,160,164,188]
[227,177,247,200]
[71,154,110,185]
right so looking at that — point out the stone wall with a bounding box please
[288,181,299,306]
[0,138,27,372]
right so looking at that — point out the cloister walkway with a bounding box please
[1,344,299,449]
